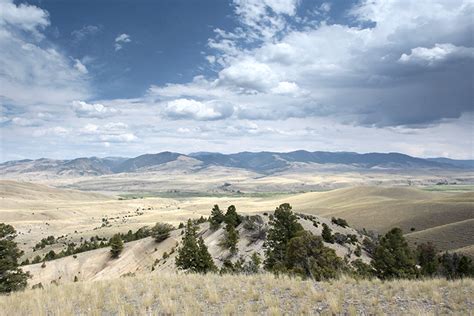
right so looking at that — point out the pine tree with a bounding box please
[372,228,416,279]
[0,223,30,293]
[109,234,124,258]
[176,220,200,271]
[416,242,438,276]
[321,223,334,243]
[224,205,241,228]
[197,237,216,273]
[223,223,239,254]
[176,220,215,273]
[209,204,225,231]
[264,203,303,270]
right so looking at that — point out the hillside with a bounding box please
[0,181,472,260]
[1,273,472,315]
[22,214,370,286]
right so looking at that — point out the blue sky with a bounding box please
[0,0,473,161]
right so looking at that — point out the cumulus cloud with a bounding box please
[163,98,234,121]
[0,0,49,34]
[33,126,69,137]
[399,43,474,66]
[114,33,131,51]
[72,100,119,118]
[0,0,89,109]
[159,0,473,127]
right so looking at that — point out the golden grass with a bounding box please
[0,273,472,315]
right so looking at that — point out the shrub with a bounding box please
[354,245,362,257]
[285,231,342,280]
[438,252,474,279]
[151,222,174,242]
[321,223,334,243]
[331,217,349,228]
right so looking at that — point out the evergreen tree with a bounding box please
[209,205,225,231]
[176,220,215,273]
[222,223,239,254]
[416,242,438,276]
[224,205,241,228]
[372,228,416,279]
[109,234,124,258]
[285,231,342,280]
[0,223,29,293]
[197,237,216,273]
[321,223,334,243]
[176,219,199,271]
[151,222,174,242]
[264,203,303,270]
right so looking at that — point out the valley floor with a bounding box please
[0,273,472,315]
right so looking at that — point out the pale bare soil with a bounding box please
[22,218,370,286]
[0,273,472,315]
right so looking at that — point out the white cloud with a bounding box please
[72,100,119,118]
[73,59,88,74]
[0,0,89,109]
[33,126,69,137]
[399,43,474,66]
[78,122,137,143]
[71,25,101,43]
[164,98,234,121]
[114,33,131,51]
[0,0,49,34]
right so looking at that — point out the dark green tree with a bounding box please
[416,242,438,276]
[109,234,124,258]
[151,222,174,242]
[197,237,217,273]
[321,223,334,243]
[285,231,342,280]
[222,223,239,254]
[264,203,303,270]
[0,223,30,293]
[224,205,241,228]
[209,205,225,231]
[372,228,416,279]
[176,220,215,273]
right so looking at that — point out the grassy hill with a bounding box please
[0,273,472,315]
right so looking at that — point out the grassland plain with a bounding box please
[0,273,472,315]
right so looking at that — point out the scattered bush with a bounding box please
[321,223,334,243]
[151,223,174,242]
[331,217,349,228]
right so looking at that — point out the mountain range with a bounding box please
[1,151,472,178]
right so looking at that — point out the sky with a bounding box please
[0,0,473,161]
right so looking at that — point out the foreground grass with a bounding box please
[0,274,472,315]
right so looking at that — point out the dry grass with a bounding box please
[0,273,472,315]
